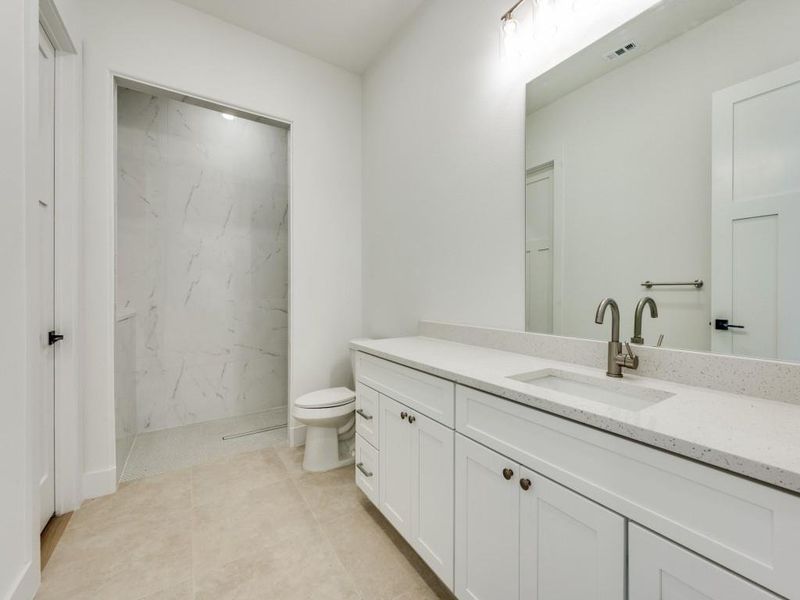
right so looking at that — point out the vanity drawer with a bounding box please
[356,381,380,448]
[355,434,379,505]
[456,384,800,598]
[356,352,455,427]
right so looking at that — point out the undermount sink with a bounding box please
[507,368,674,411]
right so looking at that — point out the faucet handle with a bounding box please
[617,342,640,370]
[656,334,664,348]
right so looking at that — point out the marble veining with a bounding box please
[114,312,137,480]
[351,335,800,494]
[116,88,289,432]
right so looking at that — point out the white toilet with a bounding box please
[293,387,355,472]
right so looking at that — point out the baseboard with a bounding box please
[289,424,306,447]
[8,559,38,600]
[82,466,116,501]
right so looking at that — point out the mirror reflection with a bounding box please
[524,0,800,362]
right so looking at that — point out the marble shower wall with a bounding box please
[116,87,289,433]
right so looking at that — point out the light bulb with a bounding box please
[502,17,523,59]
[502,17,518,36]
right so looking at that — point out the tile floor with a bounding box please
[120,409,289,482]
[39,445,455,600]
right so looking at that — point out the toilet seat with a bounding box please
[293,386,356,472]
[295,387,355,409]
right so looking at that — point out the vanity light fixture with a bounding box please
[501,0,527,59]
[221,113,235,121]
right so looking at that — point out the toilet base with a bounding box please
[303,425,355,472]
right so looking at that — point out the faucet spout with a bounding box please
[595,298,620,342]
[595,297,638,377]
[631,297,658,345]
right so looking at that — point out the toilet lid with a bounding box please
[295,387,355,409]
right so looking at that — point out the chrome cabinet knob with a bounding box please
[502,468,514,480]
[400,411,408,420]
[520,478,532,491]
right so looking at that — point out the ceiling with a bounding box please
[172,0,427,73]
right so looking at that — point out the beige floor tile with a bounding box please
[137,579,194,600]
[391,583,456,600]
[276,444,306,478]
[194,534,361,600]
[38,442,448,600]
[192,478,318,572]
[69,468,192,531]
[191,448,289,507]
[320,501,433,600]
[295,465,365,522]
[40,507,192,600]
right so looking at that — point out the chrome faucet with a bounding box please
[595,298,638,378]
[631,297,658,345]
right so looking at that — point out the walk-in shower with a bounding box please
[114,82,289,480]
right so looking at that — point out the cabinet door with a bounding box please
[410,411,454,590]
[455,434,520,600]
[379,394,414,538]
[629,524,781,600]
[519,467,625,599]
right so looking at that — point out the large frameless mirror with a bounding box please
[524,0,800,362]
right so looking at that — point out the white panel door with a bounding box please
[711,60,800,361]
[519,468,625,599]
[379,394,413,538]
[628,525,780,600]
[455,434,520,600]
[410,411,454,590]
[38,24,57,532]
[525,165,555,334]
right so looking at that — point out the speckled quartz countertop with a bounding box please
[351,336,800,495]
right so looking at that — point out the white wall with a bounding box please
[0,0,40,596]
[80,0,362,494]
[362,0,660,338]
[525,0,800,351]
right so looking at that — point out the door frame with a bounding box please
[108,74,295,480]
[525,157,565,334]
[39,0,82,518]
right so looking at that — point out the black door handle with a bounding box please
[48,331,64,345]
[714,319,744,331]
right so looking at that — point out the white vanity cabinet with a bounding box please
[379,394,455,589]
[355,352,456,590]
[354,351,800,600]
[455,434,521,600]
[629,525,780,600]
[455,434,625,600]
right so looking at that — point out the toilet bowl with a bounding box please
[293,387,355,472]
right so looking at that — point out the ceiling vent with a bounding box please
[604,40,639,61]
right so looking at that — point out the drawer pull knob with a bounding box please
[400,411,408,420]
[356,408,373,421]
[520,478,532,491]
[408,415,416,424]
[502,468,514,480]
[356,462,373,478]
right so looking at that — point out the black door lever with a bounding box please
[48,331,64,345]
[714,319,744,331]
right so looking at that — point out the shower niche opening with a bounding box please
[114,81,290,481]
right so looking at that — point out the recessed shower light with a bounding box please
[221,113,235,121]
